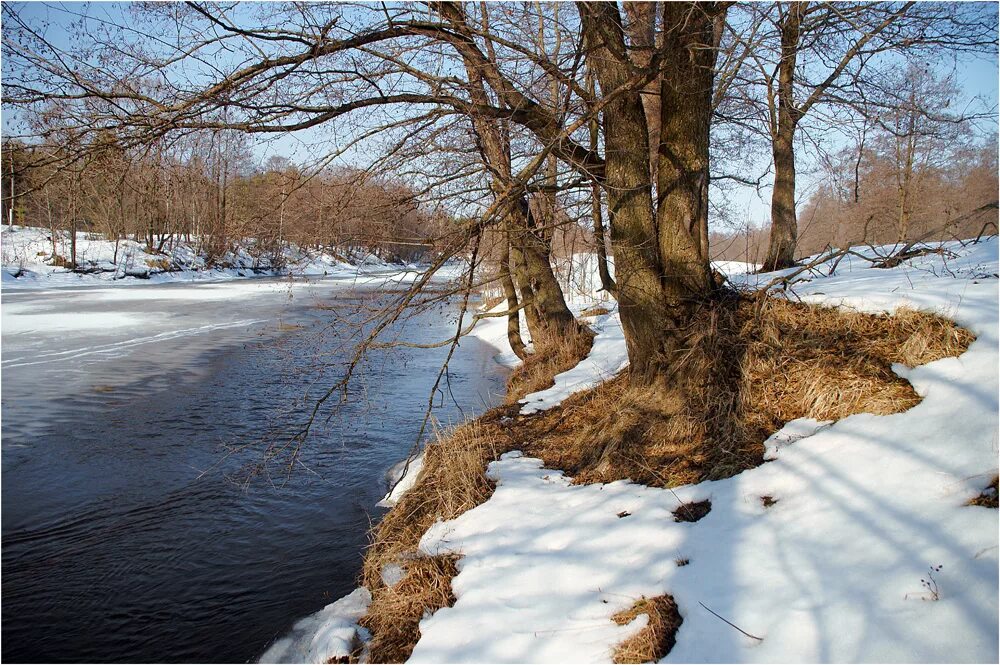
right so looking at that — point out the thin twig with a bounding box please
[698,601,763,641]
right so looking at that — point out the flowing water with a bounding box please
[1,275,507,663]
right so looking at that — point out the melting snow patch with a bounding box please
[519,308,629,415]
[259,587,371,664]
[378,452,425,508]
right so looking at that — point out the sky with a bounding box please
[2,1,998,229]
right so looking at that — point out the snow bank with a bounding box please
[408,237,999,663]
[0,225,408,289]
[518,307,629,415]
[259,588,371,664]
[377,453,426,508]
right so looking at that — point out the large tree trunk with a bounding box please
[445,3,577,351]
[511,197,577,346]
[766,126,798,270]
[763,3,805,271]
[656,2,718,288]
[622,2,661,188]
[579,2,718,378]
[508,236,542,335]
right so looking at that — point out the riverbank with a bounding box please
[271,237,998,663]
[0,225,445,289]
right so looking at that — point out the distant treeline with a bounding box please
[710,139,998,264]
[2,132,448,266]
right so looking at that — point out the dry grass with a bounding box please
[145,257,173,271]
[359,418,517,662]
[521,296,974,488]
[360,554,460,663]
[580,305,612,317]
[506,324,595,402]
[968,475,999,508]
[358,324,596,663]
[356,295,973,662]
[611,595,683,664]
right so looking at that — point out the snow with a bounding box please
[270,238,997,664]
[518,307,628,415]
[0,225,412,289]
[378,453,426,508]
[259,588,372,664]
[407,237,999,663]
[466,300,528,368]
[713,259,760,276]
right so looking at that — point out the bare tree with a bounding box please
[730,1,996,269]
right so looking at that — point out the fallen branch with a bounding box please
[874,202,998,269]
[698,601,763,641]
[753,246,850,297]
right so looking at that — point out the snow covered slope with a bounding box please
[1,225,404,288]
[261,239,997,664]
[410,238,999,663]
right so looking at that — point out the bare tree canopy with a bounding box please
[3,1,997,379]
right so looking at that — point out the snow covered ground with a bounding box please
[0,225,426,289]
[267,239,998,663]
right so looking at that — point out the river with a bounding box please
[1,274,508,663]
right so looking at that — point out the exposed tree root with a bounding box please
[522,296,973,487]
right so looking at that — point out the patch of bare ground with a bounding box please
[611,595,683,663]
[672,499,712,523]
[968,475,999,508]
[356,295,973,662]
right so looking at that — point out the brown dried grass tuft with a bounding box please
[522,296,974,488]
[968,475,999,508]
[580,305,612,317]
[145,257,173,271]
[359,417,516,662]
[611,595,683,664]
[360,554,460,663]
[506,324,595,403]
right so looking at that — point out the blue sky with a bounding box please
[3,1,998,228]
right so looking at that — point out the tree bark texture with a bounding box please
[450,14,576,350]
[499,230,529,360]
[764,3,806,271]
[579,1,721,377]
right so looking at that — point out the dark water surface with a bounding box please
[1,276,507,663]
